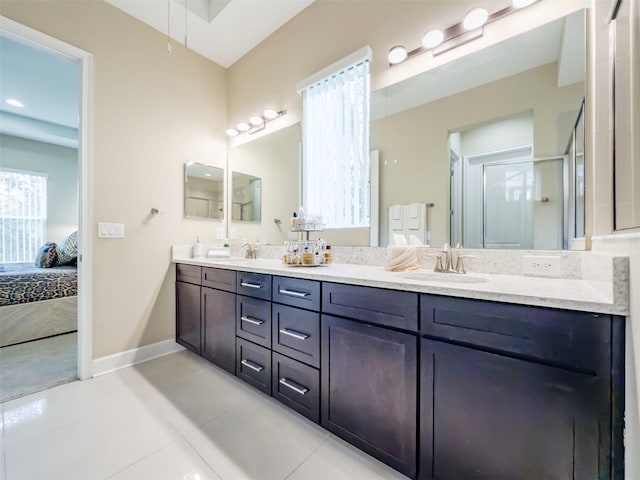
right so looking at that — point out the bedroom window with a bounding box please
[298,47,371,229]
[0,169,47,263]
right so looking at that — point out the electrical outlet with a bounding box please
[522,256,562,277]
[215,227,224,240]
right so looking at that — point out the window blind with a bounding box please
[301,54,370,229]
[0,169,47,263]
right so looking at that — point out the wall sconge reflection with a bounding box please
[388,0,541,66]
[226,108,286,137]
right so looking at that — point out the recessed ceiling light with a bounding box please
[463,7,489,30]
[237,122,250,132]
[6,99,24,108]
[388,45,408,65]
[226,128,239,137]
[513,0,537,7]
[250,116,264,126]
[422,29,444,49]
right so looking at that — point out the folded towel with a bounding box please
[385,245,420,272]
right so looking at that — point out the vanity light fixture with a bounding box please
[226,108,285,137]
[388,0,541,66]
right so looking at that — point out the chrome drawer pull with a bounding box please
[279,288,309,298]
[279,328,309,340]
[241,359,264,372]
[279,378,308,395]
[241,282,263,289]
[241,315,264,326]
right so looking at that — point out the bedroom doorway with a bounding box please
[0,16,93,401]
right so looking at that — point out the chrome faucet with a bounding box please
[241,241,258,259]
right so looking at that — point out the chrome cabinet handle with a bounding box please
[279,288,309,298]
[279,328,309,340]
[240,359,264,372]
[241,282,263,289]
[279,378,308,395]
[241,315,264,326]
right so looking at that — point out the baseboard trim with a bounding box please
[92,339,185,377]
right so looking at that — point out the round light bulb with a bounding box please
[250,115,264,126]
[513,0,537,7]
[226,128,239,137]
[463,7,489,30]
[237,122,250,132]
[422,29,444,49]
[388,45,408,65]
[263,108,279,120]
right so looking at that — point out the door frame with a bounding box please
[1,15,94,380]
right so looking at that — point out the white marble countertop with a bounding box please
[172,256,629,316]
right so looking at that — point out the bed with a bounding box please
[0,263,77,347]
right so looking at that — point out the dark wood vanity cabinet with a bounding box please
[176,264,624,480]
[175,277,201,354]
[320,283,419,479]
[201,267,237,374]
[419,294,624,480]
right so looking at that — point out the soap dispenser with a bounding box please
[193,236,204,258]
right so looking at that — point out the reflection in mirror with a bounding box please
[184,163,224,219]
[232,171,262,222]
[371,9,586,249]
[228,124,299,244]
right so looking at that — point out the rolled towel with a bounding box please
[385,245,420,272]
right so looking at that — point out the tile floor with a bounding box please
[0,350,408,480]
[0,332,77,403]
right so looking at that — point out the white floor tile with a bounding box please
[287,436,409,480]
[5,392,178,480]
[184,395,329,480]
[136,367,258,435]
[107,439,222,480]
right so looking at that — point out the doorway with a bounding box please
[0,16,93,389]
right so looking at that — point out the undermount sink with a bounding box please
[399,271,489,284]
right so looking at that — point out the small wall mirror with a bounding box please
[184,162,224,219]
[232,171,262,222]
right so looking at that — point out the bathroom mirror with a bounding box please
[184,163,224,219]
[372,9,586,248]
[612,0,640,230]
[231,171,262,222]
[231,9,586,249]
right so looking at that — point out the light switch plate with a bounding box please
[523,255,561,276]
[98,222,125,239]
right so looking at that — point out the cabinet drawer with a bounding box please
[272,304,320,368]
[272,276,320,311]
[236,337,271,395]
[236,296,271,348]
[272,352,320,423]
[237,272,271,300]
[420,294,612,373]
[202,267,236,292]
[322,282,418,332]
[176,263,202,285]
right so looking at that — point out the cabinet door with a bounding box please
[420,339,607,480]
[321,314,417,478]
[201,287,236,374]
[175,281,201,354]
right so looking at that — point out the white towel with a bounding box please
[385,245,419,272]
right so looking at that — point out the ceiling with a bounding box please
[105,0,316,68]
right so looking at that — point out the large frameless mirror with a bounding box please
[184,162,224,220]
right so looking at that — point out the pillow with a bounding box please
[56,230,78,265]
[35,242,58,268]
